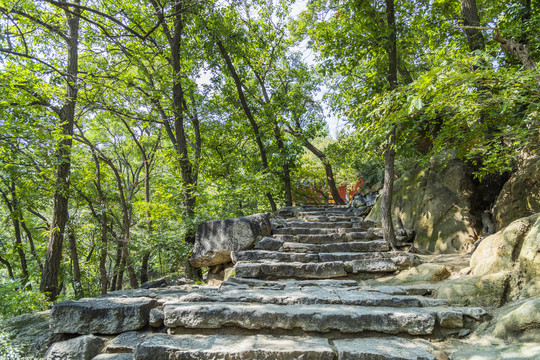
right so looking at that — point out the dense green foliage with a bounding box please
[0,0,537,314]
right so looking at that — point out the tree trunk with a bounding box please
[68,229,84,298]
[460,0,485,52]
[381,127,398,250]
[116,255,126,290]
[0,255,14,278]
[382,0,398,250]
[302,140,345,205]
[110,244,122,291]
[170,8,197,218]
[215,39,277,211]
[94,155,109,295]
[20,217,42,272]
[40,2,80,301]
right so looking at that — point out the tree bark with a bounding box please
[93,155,109,295]
[68,229,84,298]
[215,39,277,211]
[381,127,397,250]
[110,243,122,291]
[382,0,398,250]
[40,2,80,300]
[0,184,29,284]
[299,139,345,205]
[460,0,485,52]
[0,255,14,278]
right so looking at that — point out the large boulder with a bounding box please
[471,214,540,277]
[190,213,271,267]
[493,156,540,230]
[45,335,106,360]
[367,160,480,253]
[492,297,540,341]
[434,272,510,307]
[50,297,158,335]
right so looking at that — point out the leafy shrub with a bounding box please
[0,280,51,318]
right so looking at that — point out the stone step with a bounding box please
[167,286,445,308]
[284,220,355,228]
[131,334,439,360]
[232,250,419,271]
[163,302,437,335]
[347,258,398,273]
[334,337,436,360]
[222,277,359,289]
[273,226,375,235]
[232,250,319,263]
[234,261,347,280]
[279,240,390,254]
[295,211,355,217]
[50,297,158,335]
[301,215,365,222]
[319,251,406,262]
[133,334,335,360]
[272,232,381,244]
[321,240,390,253]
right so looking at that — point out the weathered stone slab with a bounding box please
[274,233,344,244]
[50,297,158,335]
[176,287,341,305]
[134,334,335,360]
[281,242,321,253]
[254,236,283,251]
[231,250,319,263]
[106,331,150,352]
[348,258,398,273]
[45,334,106,360]
[285,221,352,229]
[273,226,375,235]
[149,307,164,328]
[321,240,390,253]
[347,231,381,240]
[234,262,347,280]
[335,290,422,307]
[164,302,436,335]
[319,252,385,262]
[93,354,133,360]
[190,213,271,267]
[334,337,435,360]
[222,277,358,289]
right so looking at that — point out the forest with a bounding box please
[0,0,538,315]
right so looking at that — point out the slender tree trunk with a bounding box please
[215,40,277,211]
[68,229,83,298]
[460,0,485,52]
[40,3,80,300]
[170,9,197,218]
[0,255,14,278]
[254,72,294,207]
[100,212,108,294]
[140,160,151,284]
[110,244,122,291]
[20,217,42,272]
[382,0,398,250]
[94,155,109,294]
[302,140,345,205]
[116,255,126,290]
[382,127,397,250]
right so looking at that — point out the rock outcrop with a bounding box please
[190,213,271,267]
[493,156,540,230]
[435,213,540,307]
[367,160,480,253]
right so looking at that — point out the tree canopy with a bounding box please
[0,0,537,309]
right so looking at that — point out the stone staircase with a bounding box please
[46,206,489,360]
